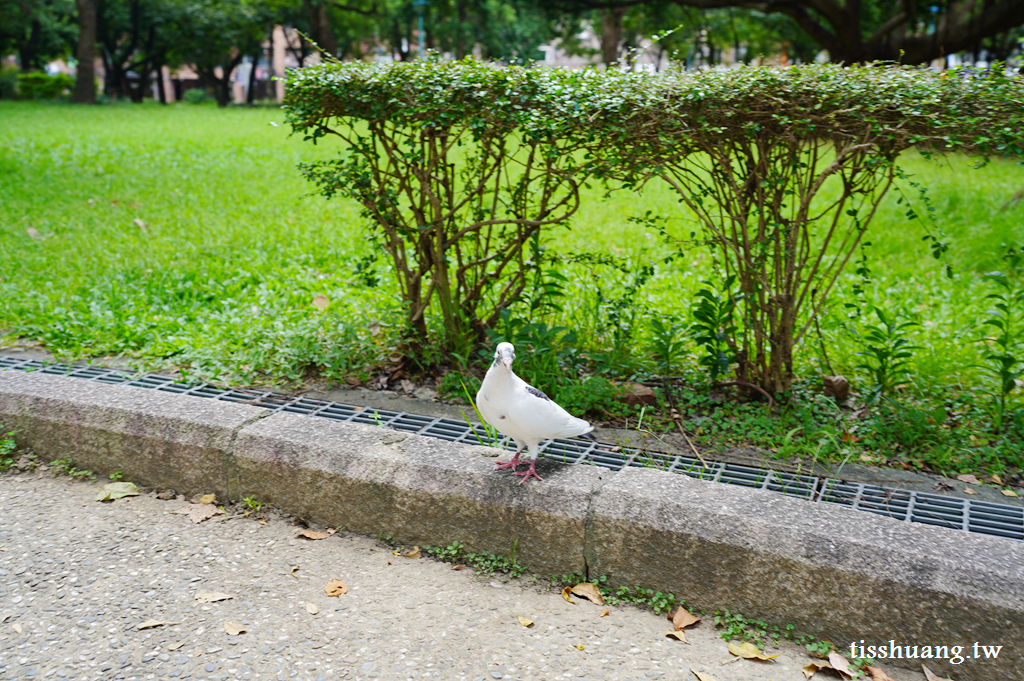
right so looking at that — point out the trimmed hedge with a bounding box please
[285,60,1024,390]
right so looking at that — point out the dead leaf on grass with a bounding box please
[402,546,421,558]
[137,619,181,630]
[452,564,465,571]
[570,583,604,605]
[224,621,247,636]
[95,482,140,502]
[290,565,300,578]
[296,528,337,540]
[194,592,233,603]
[728,641,780,661]
[167,642,185,651]
[991,473,1003,485]
[669,607,701,630]
[692,671,717,681]
[1002,489,1020,497]
[12,623,22,634]
[517,616,533,627]
[665,631,689,643]
[133,218,148,231]
[865,666,899,681]
[312,294,330,311]
[561,586,575,604]
[305,602,318,615]
[921,665,953,681]
[956,474,981,485]
[600,608,609,617]
[324,579,348,597]
[963,486,979,495]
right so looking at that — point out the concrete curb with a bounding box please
[1,370,1021,680]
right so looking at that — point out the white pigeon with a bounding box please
[475,342,596,483]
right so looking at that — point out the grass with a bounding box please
[4,100,1024,481]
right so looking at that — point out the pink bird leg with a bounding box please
[494,450,523,471]
[514,459,543,484]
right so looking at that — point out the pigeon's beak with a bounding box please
[502,358,513,374]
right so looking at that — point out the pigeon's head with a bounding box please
[493,342,515,374]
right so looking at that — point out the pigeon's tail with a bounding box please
[558,417,594,440]
[577,431,598,442]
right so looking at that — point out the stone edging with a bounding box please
[1,370,1021,680]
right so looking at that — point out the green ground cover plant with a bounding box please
[3,82,1024,481]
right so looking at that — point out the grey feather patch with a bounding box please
[578,431,597,442]
[525,386,550,401]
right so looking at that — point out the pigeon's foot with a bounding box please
[515,460,543,484]
[494,452,523,471]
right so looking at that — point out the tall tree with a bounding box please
[552,0,1024,64]
[72,0,95,101]
[0,0,76,70]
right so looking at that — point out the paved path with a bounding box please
[0,472,924,681]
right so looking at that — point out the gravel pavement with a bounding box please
[0,471,926,681]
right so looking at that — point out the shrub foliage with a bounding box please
[286,60,1024,391]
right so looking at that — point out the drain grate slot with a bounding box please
[3,355,1023,542]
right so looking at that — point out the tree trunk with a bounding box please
[246,52,259,104]
[305,0,339,58]
[154,63,166,104]
[600,8,625,67]
[73,0,97,104]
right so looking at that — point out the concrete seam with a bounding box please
[582,467,613,582]
[224,410,273,501]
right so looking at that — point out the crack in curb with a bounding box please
[582,470,612,583]
[224,410,274,502]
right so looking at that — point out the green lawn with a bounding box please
[3,100,1024,480]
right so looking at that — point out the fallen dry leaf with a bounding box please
[0,615,8,624]
[171,504,223,523]
[828,651,854,676]
[693,671,717,681]
[665,630,689,643]
[296,528,336,540]
[402,546,421,558]
[95,482,140,502]
[728,641,780,661]
[167,642,185,651]
[305,602,318,615]
[197,494,216,504]
[517,616,533,627]
[802,662,824,678]
[991,473,1003,485]
[963,486,979,495]
[133,218,148,231]
[921,665,953,681]
[137,619,180,630]
[570,583,604,605]
[956,474,981,485]
[669,607,701,630]
[572,644,584,651]
[561,586,575,604]
[452,564,465,571]
[12,623,22,634]
[600,608,610,617]
[26,227,43,240]
[866,666,899,681]
[224,621,247,636]
[258,520,267,525]
[324,579,348,597]
[312,294,330,311]
[290,565,300,578]
[194,592,233,603]
[1001,489,1020,497]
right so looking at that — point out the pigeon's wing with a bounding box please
[506,381,593,440]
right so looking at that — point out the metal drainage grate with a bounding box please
[2,354,1022,542]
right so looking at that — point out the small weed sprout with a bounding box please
[980,249,1024,433]
[108,471,124,481]
[48,457,93,479]
[691,276,739,384]
[855,307,920,404]
[242,496,263,513]
[0,428,15,471]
